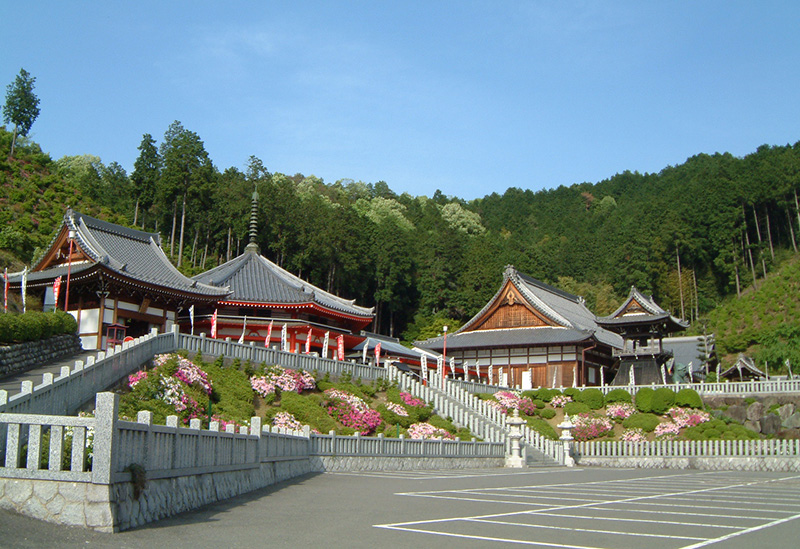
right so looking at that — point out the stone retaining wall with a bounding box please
[311,455,504,473]
[577,456,800,472]
[0,458,315,533]
[0,334,82,379]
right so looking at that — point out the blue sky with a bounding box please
[3,2,800,200]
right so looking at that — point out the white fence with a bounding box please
[595,379,800,397]
[576,438,800,459]
[310,430,503,458]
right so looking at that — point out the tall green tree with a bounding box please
[3,68,41,159]
[130,133,161,228]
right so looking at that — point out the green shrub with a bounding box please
[279,391,337,433]
[204,359,255,424]
[564,401,591,416]
[527,417,558,440]
[532,399,546,409]
[539,408,556,420]
[521,390,538,400]
[675,388,703,409]
[622,413,661,432]
[536,388,561,402]
[428,414,456,434]
[634,387,655,413]
[563,387,581,399]
[604,388,632,405]
[576,388,604,410]
[0,311,77,343]
[651,388,676,415]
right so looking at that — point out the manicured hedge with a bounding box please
[0,310,77,344]
[564,401,591,416]
[604,388,632,405]
[576,388,605,410]
[675,388,703,409]
[634,387,655,413]
[622,413,661,432]
[651,388,676,414]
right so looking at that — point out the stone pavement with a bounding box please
[1,467,798,548]
[0,348,97,397]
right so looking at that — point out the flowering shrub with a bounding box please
[407,422,455,440]
[487,400,508,414]
[606,403,636,421]
[667,407,711,428]
[551,395,572,408]
[399,392,425,407]
[172,357,213,396]
[654,421,681,440]
[386,401,409,417]
[272,411,304,431]
[495,391,521,409]
[128,370,148,388]
[621,427,647,442]
[324,389,382,434]
[250,366,316,397]
[572,413,613,441]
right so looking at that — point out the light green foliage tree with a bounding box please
[440,202,486,235]
[3,68,40,158]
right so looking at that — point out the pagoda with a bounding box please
[188,190,374,354]
[597,286,688,385]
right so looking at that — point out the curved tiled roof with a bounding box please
[598,285,688,330]
[21,209,229,298]
[193,249,374,318]
[418,265,622,350]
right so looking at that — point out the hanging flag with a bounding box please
[305,327,312,354]
[211,309,218,339]
[437,355,444,374]
[337,335,344,361]
[450,357,456,378]
[52,276,63,311]
[476,363,481,381]
[281,323,288,351]
[551,367,557,388]
[362,342,368,364]
[629,365,636,386]
[421,354,428,381]
[716,362,721,381]
[785,358,793,380]
[21,267,28,313]
[600,365,605,387]
[572,365,577,387]
[499,366,505,386]
[3,267,7,313]
[265,320,273,347]
[323,331,330,359]
[189,305,195,336]
[238,316,247,344]
[489,364,494,385]
[688,361,694,384]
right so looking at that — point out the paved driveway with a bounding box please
[2,467,799,548]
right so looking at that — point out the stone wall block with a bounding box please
[746,402,765,421]
[778,403,797,422]
[761,414,782,435]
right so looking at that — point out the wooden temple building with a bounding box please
[187,190,375,355]
[596,286,688,385]
[8,209,229,350]
[416,265,622,388]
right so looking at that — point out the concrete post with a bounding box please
[92,392,120,484]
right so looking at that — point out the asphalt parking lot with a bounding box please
[2,467,799,548]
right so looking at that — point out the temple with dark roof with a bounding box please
[416,265,622,388]
[187,190,375,354]
[597,286,689,385]
[9,209,229,349]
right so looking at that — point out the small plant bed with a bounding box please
[477,387,762,442]
[120,351,475,440]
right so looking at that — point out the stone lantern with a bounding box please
[557,413,576,467]
[505,408,526,468]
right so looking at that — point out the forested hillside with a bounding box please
[3,123,800,370]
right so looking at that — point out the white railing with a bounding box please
[310,431,503,458]
[387,365,563,465]
[0,329,175,416]
[576,438,800,459]
[594,379,800,397]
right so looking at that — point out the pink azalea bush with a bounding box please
[621,428,647,442]
[272,411,304,431]
[606,403,636,421]
[250,366,316,397]
[128,354,210,422]
[386,402,409,417]
[400,392,425,407]
[667,407,711,428]
[407,422,455,440]
[654,421,681,439]
[551,395,572,408]
[128,370,148,387]
[324,389,382,434]
[572,413,613,441]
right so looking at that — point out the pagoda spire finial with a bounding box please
[244,184,260,254]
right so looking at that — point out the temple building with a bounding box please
[187,190,375,354]
[596,286,688,385]
[416,265,622,388]
[8,209,229,350]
